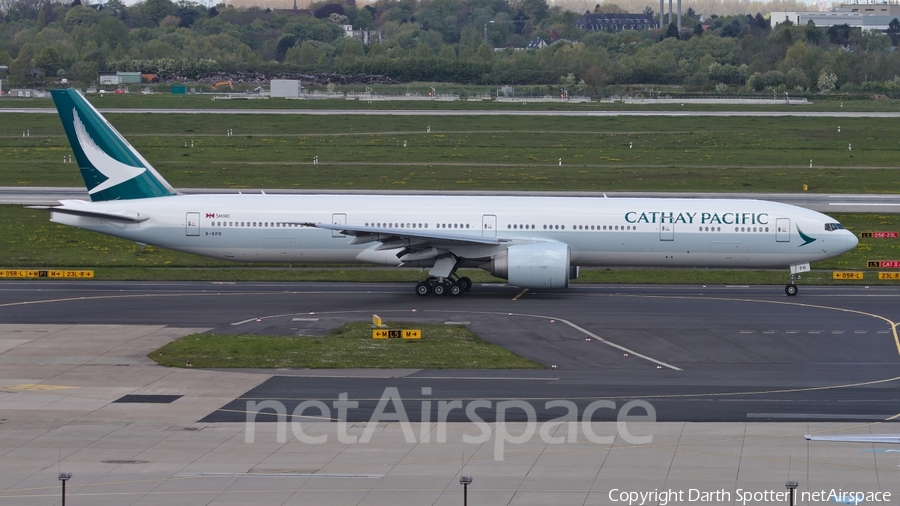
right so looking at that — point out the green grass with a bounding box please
[150,322,543,369]
[1,206,898,285]
[4,90,900,112]
[3,112,900,192]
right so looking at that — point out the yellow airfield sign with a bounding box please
[373,329,422,340]
[1,270,94,279]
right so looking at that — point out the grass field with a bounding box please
[1,91,899,111]
[2,206,898,285]
[150,322,543,369]
[2,110,900,193]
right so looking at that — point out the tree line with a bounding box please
[3,0,900,95]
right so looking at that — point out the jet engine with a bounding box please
[486,242,572,289]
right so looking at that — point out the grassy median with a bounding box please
[150,322,542,369]
[3,112,900,193]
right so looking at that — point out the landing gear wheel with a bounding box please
[458,276,472,292]
[432,283,447,296]
[449,283,462,296]
[785,284,798,296]
[415,281,432,296]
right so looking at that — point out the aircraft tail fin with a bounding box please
[51,89,178,202]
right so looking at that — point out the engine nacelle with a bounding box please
[487,242,571,289]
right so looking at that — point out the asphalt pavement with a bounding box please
[2,281,898,423]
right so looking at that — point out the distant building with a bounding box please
[526,37,547,49]
[275,0,311,16]
[275,8,312,15]
[771,3,900,30]
[97,71,141,85]
[576,13,659,33]
[342,25,381,44]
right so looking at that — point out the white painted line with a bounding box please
[786,331,799,334]
[832,330,845,334]
[444,321,471,325]
[740,331,754,334]
[544,316,682,371]
[748,413,893,420]
[175,472,383,478]
[829,203,900,206]
[291,318,320,321]
[410,376,559,381]
[854,330,868,334]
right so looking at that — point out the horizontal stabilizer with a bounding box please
[31,204,149,223]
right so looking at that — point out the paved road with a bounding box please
[2,281,898,423]
[4,107,900,117]
[4,186,900,213]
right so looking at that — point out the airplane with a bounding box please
[39,88,858,297]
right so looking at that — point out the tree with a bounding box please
[747,71,764,91]
[519,0,549,23]
[140,0,175,24]
[827,24,853,45]
[581,64,609,92]
[314,3,344,19]
[665,23,678,40]
[594,3,625,14]
[8,47,34,87]
[888,18,900,46]
[34,47,61,77]
[439,44,456,59]
[97,16,130,50]
[341,39,365,62]
[65,5,100,27]
[355,7,373,29]
[105,0,126,17]
[817,68,837,92]
[804,21,822,45]
[275,35,297,62]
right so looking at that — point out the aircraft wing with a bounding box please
[805,435,900,444]
[299,222,509,248]
[298,221,516,268]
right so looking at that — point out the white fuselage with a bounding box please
[51,194,858,269]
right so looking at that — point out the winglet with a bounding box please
[51,89,177,202]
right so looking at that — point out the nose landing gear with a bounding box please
[785,263,809,296]
[785,272,799,296]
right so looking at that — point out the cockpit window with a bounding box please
[824,223,845,231]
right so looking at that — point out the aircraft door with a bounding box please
[186,212,199,236]
[660,223,674,241]
[332,213,347,238]
[776,218,790,242]
[482,215,497,237]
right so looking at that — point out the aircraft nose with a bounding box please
[846,231,858,251]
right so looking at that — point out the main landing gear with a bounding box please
[415,276,472,296]
[785,272,799,296]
